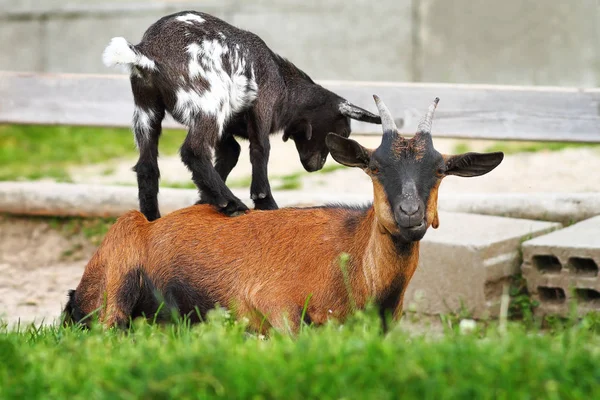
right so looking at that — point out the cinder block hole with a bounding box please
[575,288,600,303]
[537,287,566,303]
[532,255,562,274]
[569,258,598,277]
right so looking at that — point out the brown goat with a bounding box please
[62,96,504,333]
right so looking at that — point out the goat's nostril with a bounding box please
[399,202,420,216]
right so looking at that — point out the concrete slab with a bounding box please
[230,0,414,82]
[419,0,600,86]
[40,4,232,74]
[44,15,171,74]
[405,212,561,318]
[522,215,600,316]
[0,20,44,72]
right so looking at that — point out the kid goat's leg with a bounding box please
[214,134,241,182]
[247,107,278,210]
[181,117,249,216]
[214,114,245,182]
[131,79,165,221]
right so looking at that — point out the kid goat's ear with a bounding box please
[325,133,371,168]
[282,120,312,142]
[444,152,505,177]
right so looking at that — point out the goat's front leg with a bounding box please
[214,134,242,182]
[377,290,408,334]
[181,120,249,216]
[247,113,278,210]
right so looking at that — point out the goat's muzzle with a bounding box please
[302,153,327,172]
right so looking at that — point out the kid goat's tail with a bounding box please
[102,37,157,71]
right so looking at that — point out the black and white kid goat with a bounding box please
[103,11,383,219]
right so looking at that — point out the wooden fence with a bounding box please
[1,71,599,142]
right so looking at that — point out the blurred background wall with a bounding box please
[0,0,598,86]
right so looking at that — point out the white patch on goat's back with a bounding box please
[132,106,155,148]
[178,40,258,136]
[176,13,205,24]
[186,43,204,79]
[174,87,219,123]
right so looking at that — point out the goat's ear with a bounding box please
[283,120,312,142]
[444,152,504,177]
[304,122,312,140]
[326,133,370,168]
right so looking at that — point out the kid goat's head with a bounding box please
[283,91,384,172]
[326,96,504,242]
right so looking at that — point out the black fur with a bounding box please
[377,274,406,334]
[115,267,219,326]
[62,289,87,328]
[106,10,381,219]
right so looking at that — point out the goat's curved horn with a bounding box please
[338,101,382,124]
[417,97,440,134]
[372,95,398,134]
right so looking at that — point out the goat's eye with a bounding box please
[436,167,446,177]
[370,165,379,174]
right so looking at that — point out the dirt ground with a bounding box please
[0,216,95,327]
[2,137,600,328]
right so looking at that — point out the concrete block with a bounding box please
[43,15,167,74]
[0,20,44,72]
[522,216,600,317]
[232,0,413,81]
[405,212,560,318]
[41,3,231,74]
[419,0,600,86]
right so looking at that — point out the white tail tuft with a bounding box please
[102,37,156,71]
[103,37,136,67]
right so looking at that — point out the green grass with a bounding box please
[45,216,117,246]
[452,142,472,154]
[453,140,600,156]
[1,309,600,399]
[317,163,347,174]
[3,125,599,182]
[162,177,252,190]
[273,172,303,191]
[162,173,304,191]
[161,181,197,190]
[0,125,186,181]
[484,141,600,155]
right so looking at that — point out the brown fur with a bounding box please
[69,195,431,333]
[391,135,426,161]
[426,180,441,229]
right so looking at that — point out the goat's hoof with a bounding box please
[143,210,161,221]
[219,199,250,217]
[253,196,278,211]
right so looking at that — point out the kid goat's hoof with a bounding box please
[253,196,279,211]
[219,199,250,216]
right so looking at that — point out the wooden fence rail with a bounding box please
[1,71,599,142]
